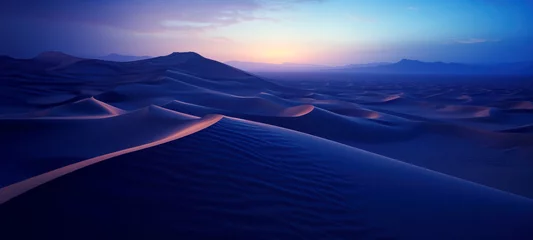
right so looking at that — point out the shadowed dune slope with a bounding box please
[0,105,212,188]
[27,97,125,118]
[162,99,533,199]
[33,51,84,70]
[1,117,532,239]
[1,53,533,239]
[241,107,420,144]
[500,124,533,133]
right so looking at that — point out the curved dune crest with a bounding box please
[144,104,200,120]
[240,106,419,144]
[33,51,84,70]
[382,94,402,102]
[1,116,532,239]
[500,124,533,134]
[326,107,382,119]
[2,52,533,239]
[175,92,293,116]
[457,94,473,102]
[436,105,493,118]
[508,101,533,110]
[163,100,223,117]
[279,104,314,117]
[0,114,222,205]
[165,99,313,118]
[489,101,533,111]
[0,105,210,187]
[34,97,125,118]
[357,94,406,105]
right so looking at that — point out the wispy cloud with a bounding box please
[407,6,419,11]
[1,0,323,33]
[454,38,500,44]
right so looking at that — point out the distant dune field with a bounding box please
[1,52,532,239]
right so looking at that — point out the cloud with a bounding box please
[1,0,323,33]
[454,38,500,44]
[406,6,418,11]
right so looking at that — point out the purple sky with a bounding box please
[1,0,532,64]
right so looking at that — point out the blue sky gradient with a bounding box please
[1,0,532,64]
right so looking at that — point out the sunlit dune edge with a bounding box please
[0,114,222,205]
[1,52,533,239]
[2,114,532,239]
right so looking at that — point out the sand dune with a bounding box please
[323,107,381,119]
[1,116,532,239]
[279,104,314,117]
[29,97,125,118]
[511,101,533,110]
[492,101,533,111]
[457,94,473,102]
[240,106,420,144]
[0,114,221,205]
[1,53,533,239]
[500,124,533,134]
[435,105,495,118]
[33,51,84,70]
[356,94,407,105]
[0,105,211,187]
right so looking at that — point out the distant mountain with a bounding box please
[34,51,267,83]
[372,59,481,74]
[33,51,85,68]
[0,51,85,71]
[0,52,84,74]
[226,61,332,72]
[337,62,391,69]
[335,59,533,75]
[0,51,285,92]
[97,53,152,62]
[3,52,532,75]
[34,51,82,61]
[141,52,258,80]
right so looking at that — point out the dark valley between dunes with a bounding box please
[1,52,533,239]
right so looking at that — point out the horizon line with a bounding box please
[3,50,533,66]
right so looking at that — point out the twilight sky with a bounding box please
[1,0,532,65]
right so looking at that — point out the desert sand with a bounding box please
[0,52,532,239]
